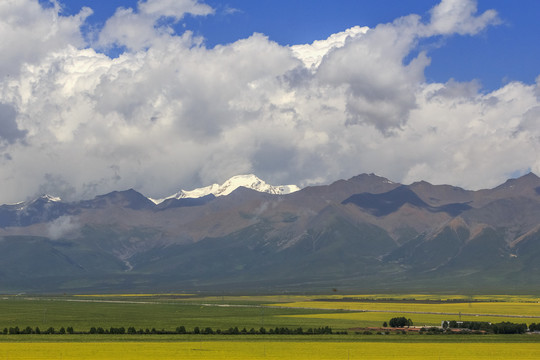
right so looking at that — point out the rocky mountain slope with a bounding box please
[1,173,540,293]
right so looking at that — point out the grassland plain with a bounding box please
[0,295,356,332]
[0,303,319,332]
[2,294,540,331]
[1,294,540,359]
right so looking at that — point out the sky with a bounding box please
[0,0,539,204]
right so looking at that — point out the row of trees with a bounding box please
[383,318,534,334]
[3,326,335,336]
[442,320,492,331]
[441,320,529,334]
[3,327,74,335]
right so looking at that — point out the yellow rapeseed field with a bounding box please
[326,294,540,303]
[271,301,540,317]
[281,312,540,327]
[1,341,539,359]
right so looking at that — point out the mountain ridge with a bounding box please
[1,172,540,293]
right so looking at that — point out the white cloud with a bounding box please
[290,26,369,70]
[0,0,538,205]
[398,80,540,188]
[47,215,80,240]
[427,0,500,35]
[138,0,213,18]
[0,0,91,78]
[97,0,213,51]
[316,15,427,131]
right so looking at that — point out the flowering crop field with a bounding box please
[1,340,540,359]
[271,301,540,318]
[281,311,540,328]
[267,295,540,328]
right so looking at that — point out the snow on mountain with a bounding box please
[150,174,300,204]
[24,194,62,207]
[39,194,62,202]
[290,26,369,69]
[8,194,62,210]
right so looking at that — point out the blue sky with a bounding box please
[56,0,540,91]
[0,0,539,203]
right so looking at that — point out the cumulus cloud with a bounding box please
[316,15,429,131]
[427,0,500,35]
[291,26,369,70]
[0,0,538,205]
[0,103,27,144]
[97,0,213,51]
[0,0,91,78]
[315,0,499,132]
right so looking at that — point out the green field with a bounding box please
[3,293,540,331]
[1,294,540,359]
[0,296,348,332]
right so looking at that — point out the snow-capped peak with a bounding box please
[8,194,62,210]
[39,194,62,202]
[23,194,62,205]
[150,174,300,204]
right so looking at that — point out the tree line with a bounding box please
[383,317,538,334]
[438,320,531,334]
[2,325,336,336]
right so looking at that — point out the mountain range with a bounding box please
[2,173,540,294]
